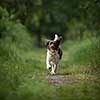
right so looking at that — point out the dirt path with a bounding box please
[46,74,80,86]
[46,73,97,86]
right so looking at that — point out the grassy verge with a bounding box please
[61,37,100,74]
[0,34,100,100]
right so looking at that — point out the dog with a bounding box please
[46,34,63,75]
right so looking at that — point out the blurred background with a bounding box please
[0,0,100,100]
[0,0,100,47]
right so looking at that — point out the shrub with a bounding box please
[0,7,34,100]
[64,37,100,73]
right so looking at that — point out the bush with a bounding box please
[64,37,100,73]
[0,7,34,100]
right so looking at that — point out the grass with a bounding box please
[61,37,100,74]
[0,21,100,100]
[0,39,100,100]
[0,5,100,100]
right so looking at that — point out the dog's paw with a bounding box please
[50,71,56,75]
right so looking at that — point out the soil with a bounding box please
[46,73,80,86]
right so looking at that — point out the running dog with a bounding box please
[46,34,63,75]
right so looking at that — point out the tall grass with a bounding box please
[0,17,35,100]
[62,37,100,74]
[0,35,100,100]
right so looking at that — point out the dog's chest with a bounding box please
[47,50,59,64]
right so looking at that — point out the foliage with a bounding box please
[62,37,100,73]
[0,0,100,42]
[0,44,100,100]
[0,1,100,100]
[0,7,33,51]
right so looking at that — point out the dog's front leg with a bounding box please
[46,61,51,70]
[51,64,57,75]
[46,56,51,70]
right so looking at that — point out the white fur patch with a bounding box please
[46,49,60,75]
[54,34,59,41]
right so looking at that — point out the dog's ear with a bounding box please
[44,40,50,47]
[46,40,50,46]
[59,36,63,41]
[57,36,63,42]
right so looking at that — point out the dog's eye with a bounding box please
[50,42,53,45]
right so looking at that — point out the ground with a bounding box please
[0,43,100,100]
[46,73,98,86]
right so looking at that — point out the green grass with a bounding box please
[0,42,100,100]
[61,37,100,74]
[0,20,100,100]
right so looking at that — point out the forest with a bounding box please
[0,0,100,100]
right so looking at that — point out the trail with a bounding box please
[46,73,97,86]
[46,74,79,86]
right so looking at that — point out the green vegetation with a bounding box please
[0,29,100,100]
[0,0,100,100]
[0,0,100,46]
[61,37,100,74]
[68,38,100,66]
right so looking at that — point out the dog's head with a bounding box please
[46,34,62,52]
